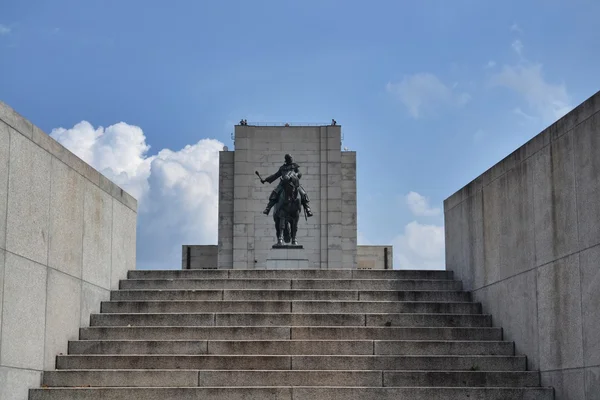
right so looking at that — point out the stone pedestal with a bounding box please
[266,245,309,269]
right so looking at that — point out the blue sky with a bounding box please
[1,0,599,268]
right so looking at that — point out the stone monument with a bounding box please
[257,155,311,268]
[183,121,393,270]
[218,123,357,269]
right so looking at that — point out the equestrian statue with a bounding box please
[256,154,313,246]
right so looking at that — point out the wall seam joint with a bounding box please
[572,129,588,397]
[42,155,55,370]
[0,126,11,363]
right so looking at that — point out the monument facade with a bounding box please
[218,123,357,269]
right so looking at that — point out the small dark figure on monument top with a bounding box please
[239,119,248,126]
[331,118,337,126]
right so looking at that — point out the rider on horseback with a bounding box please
[261,154,313,217]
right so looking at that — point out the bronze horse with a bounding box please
[273,170,302,246]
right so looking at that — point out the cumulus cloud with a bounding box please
[386,73,470,118]
[491,62,571,123]
[511,39,524,56]
[392,221,445,270]
[51,121,152,201]
[510,23,522,33]
[51,121,224,269]
[490,39,572,123]
[0,24,10,35]
[405,191,441,217]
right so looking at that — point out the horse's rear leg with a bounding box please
[277,216,286,245]
[283,221,291,243]
[291,217,299,245]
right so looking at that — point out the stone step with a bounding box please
[373,340,513,356]
[358,290,471,301]
[382,370,540,387]
[291,327,502,341]
[41,369,539,388]
[80,326,290,340]
[111,289,471,302]
[119,279,463,291]
[28,387,554,400]
[127,269,454,280]
[70,340,209,355]
[68,340,514,356]
[201,370,540,387]
[43,369,199,387]
[89,313,492,327]
[55,355,526,371]
[80,326,503,341]
[103,300,291,313]
[101,300,481,314]
[294,301,480,314]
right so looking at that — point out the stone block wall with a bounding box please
[218,151,234,268]
[357,245,393,269]
[0,101,137,400]
[444,89,600,399]
[218,125,357,269]
[341,152,358,268]
[182,245,218,269]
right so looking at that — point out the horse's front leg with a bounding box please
[277,215,285,245]
[274,222,280,244]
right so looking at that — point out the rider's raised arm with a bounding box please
[264,169,282,184]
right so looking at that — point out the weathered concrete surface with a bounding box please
[29,386,554,400]
[6,129,52,265]
[82,182,113,289]
[44,269,82,370]
[1,253,47,370]
[0,123,9,250]
[0,250,3,349]
[0,100,138,400]
[48,157,85,278]
[444,89,600,398]
[0,366,41,400]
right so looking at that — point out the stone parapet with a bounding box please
[443,89,600,398]
[0,101,137,399]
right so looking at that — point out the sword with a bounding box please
[255,171,265,184]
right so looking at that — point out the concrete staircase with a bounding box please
[30,269,553,399]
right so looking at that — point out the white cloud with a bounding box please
[511,39,524,56]
[486,60,497,69]
[51,121,152,200]
[386,73,470,118]
[51,121,224,269]
[392,221,445,270]
[405,191,441,217]
[513,107,537,122]
[0,24,11,35]
[491,62,572,123]
[510,23,522,33]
